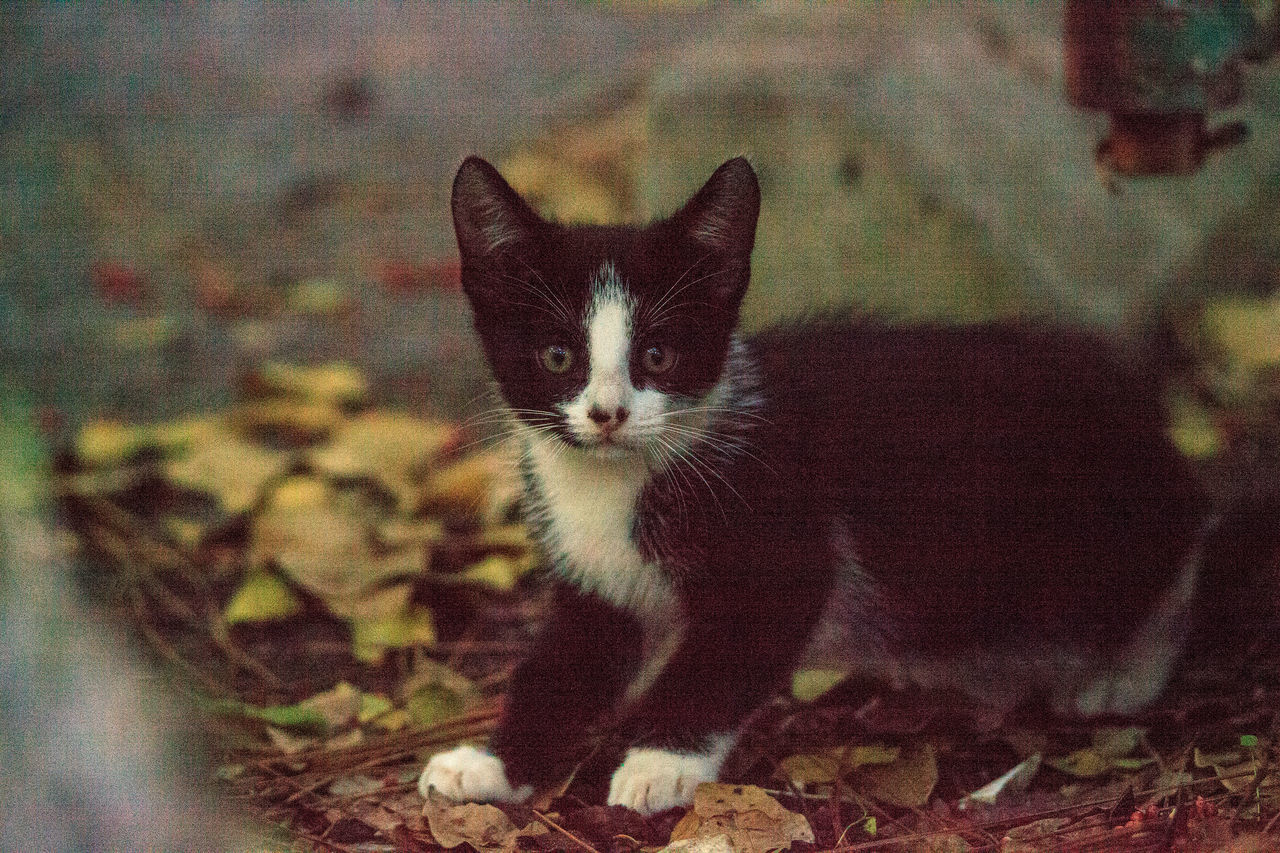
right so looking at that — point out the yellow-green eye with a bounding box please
[539,344,573,374]
[642,344,677,374]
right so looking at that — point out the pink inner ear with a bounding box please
[452,157,537,259]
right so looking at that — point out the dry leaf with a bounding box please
[311,411,460,512]
[777,743,900,787]
[668,783,814,853]
[857,743,938,808]
[422,788,547,851]
[417,448,515,518]
[249,477,426,619]
[75,419,149,467]
[350,605,436,663]
[790,668,848,702]
[1201,295,1280,368]
[164,428,291,513]
[231,397,343,445]
[223,570,301,624]
[255,361,369,407]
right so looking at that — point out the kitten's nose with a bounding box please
[588,406,629,428]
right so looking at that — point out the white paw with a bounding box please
[418,744,532,803]
[607,746,724,815]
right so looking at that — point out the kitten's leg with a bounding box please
[609,559,830,815]
[420,582,642,801]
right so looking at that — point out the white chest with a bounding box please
[526,440,676,616]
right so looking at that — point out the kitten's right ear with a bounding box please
[452,156,541,262]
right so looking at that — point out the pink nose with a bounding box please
[588,406,629,431]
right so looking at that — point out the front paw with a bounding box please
[418,744,533,803]
[607,747,723,815]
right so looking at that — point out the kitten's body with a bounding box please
[422,157,1212,815]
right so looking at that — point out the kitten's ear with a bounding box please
[671,157,761,263]
[452,156,541,263]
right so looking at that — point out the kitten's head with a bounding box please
[453,156,759,458]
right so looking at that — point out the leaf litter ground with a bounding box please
[54,346,1280,853]
[52,117,1280,852]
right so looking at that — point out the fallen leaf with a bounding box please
[1046,748,1109,778]
[287,277,353,315]
[662,835,735,853]
[75,419,149,467]
[311,411,460,512]
[164,428,291,513]
[421,788,547,851]
[223,570,302,624]
[301,681,365,729]
[791,668,848,702]
[1201,295,1280,368]
[454,554,526,592]
[1168,393,1224,460]
[668,783,814,853]
[231,397,343,445]
[249,477,426,619]
[417,448,514,518]
[856,742,938,807]
[777,743,900,787]
[350,605,436,663]
[254,361,369,407]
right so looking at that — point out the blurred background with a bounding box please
[5,1,1280,433]
[5,3,1280,849]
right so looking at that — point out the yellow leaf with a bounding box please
[1201,295,1280,368]
[457,555,522,592]
[231,397,342,445]
[350,606,436,663]
[249,479,425,619]
[311,411,460,512]
[256,361,369,407]
[358,692,395,723]
[669,783,814,853]
[857,743,938,807]
[223,571,301,624]
[1168,394,1223,460]
[75,419,148,467]
[791,668,848,702]
[286,278,353,316]
[1046,748,1109,778]
[777,752,842,786]
[164,429,291,513]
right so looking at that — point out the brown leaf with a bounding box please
[248,477,426,620]
[856,742,938,808]
[422,789,547,851]
[668,783,814,853]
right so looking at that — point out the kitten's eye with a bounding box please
[539,344,573,374]
[642,344,677,374]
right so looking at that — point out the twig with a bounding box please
[533,809,603,853]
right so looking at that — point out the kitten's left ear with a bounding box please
[671,157,761,265]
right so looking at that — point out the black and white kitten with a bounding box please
[420,156,1211,815]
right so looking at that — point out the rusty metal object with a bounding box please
[1065,0,1278,175]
